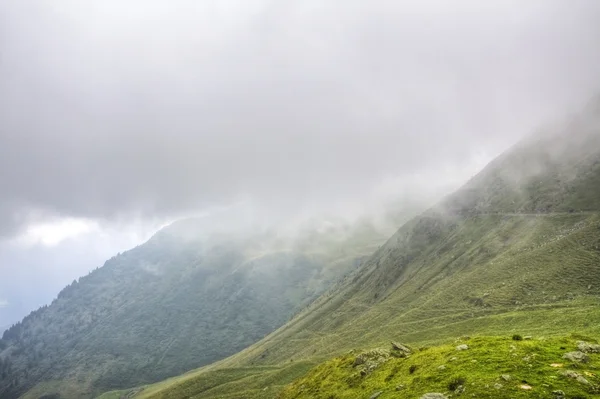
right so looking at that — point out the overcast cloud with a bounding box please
[1,0,599,238]
[1,1,600,325]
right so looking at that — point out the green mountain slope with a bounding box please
[279,335,600,398]
[0,216,404,399]
[120,103,600,398]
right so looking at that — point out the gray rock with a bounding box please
[501,374,511,381]
[577,341,600,353]
[395,384,405,391]
[561,370,590,385]
[563,351,590,363]
[552,390,565,399]
[369,391,383,399]
[494,383,503,389]
[454,385,465,394]
[353,348,391,375]
[420,394,448,399]
[391,341,412,355]
[562,370,580,379]
[437,365,447,371]
[577,375,590,385]
[455,344,469,351]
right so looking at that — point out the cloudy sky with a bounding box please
[1,0,600,328]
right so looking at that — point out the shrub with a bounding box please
[512,334,523,341]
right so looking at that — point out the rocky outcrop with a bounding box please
[563,351,590,363]
[577,341,600,353]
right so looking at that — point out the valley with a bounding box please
[92,108,600,398]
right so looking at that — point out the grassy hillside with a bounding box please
[112,212,600,399]
[113,106,600,398]
[0,216,403,399]
[280,335,600,398]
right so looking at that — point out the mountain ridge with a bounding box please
[0,213,415,399]
[112,103,600,399]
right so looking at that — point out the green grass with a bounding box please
[96,391,131,399]
[280,335,600,398]
[121,362,315,399]
[209,213,600,368]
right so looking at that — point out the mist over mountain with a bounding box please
[2,0,600,327]
[0,207,421,399]
[1,0,599,236]
[1,1,600,399]
[112,94,600,399]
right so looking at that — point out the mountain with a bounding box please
[114,101,600,398]
[0,214,415,399]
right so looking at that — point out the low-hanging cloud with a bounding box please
[1,0,600,237]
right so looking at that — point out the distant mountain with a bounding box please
[0,212,419,399]
[120,100,600,398]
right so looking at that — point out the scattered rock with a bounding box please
[550,363,563,368]
[456,344,469,351]
[353,348,391,375]
[395,384,405,391]
[563,351,590,363]
[449,356,458,362]
[577,376,590,385]
[369,391,383,399]
[520,384,532,390]
[437,365,447,371]
[552,390,565,399]
[501,374,511,381]
[391,341,412,355]
[494,383,503,389]
[563,370,579,379]
[454,385,465,394]
[420,394,448,399]
[561,370,590,385]
[577,341,600,353]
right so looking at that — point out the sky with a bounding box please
[1,0,600,328]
